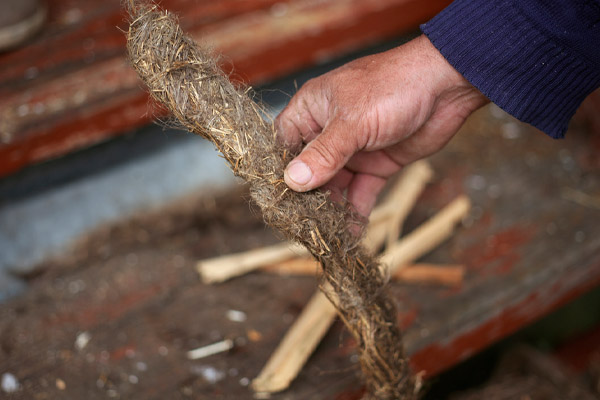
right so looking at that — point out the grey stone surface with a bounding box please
[0,131,236,298]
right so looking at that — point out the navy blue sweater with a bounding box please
[421,0,600,138]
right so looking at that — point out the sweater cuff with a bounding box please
[421,0,600,138]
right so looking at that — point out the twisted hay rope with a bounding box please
[125,2,416,398]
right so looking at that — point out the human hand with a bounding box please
[276,35,488,217]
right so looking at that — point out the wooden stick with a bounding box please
[252,195,470,394]
[393,264,465,286]
[381,195,471,274]
[365,160,433,252]
[195,218,392,284]
[186,339,234,360]
[384,160,434,249]
[362,215,392,253]
[261,257,320,276]
[197,242,308,283]
[258,162,436,279]
[197,199,398,284]
[196,161,433,283]
[262,261,465,286]
[251,289,337,394]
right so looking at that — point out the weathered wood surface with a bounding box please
[0,0,450,178]
[1,106,599,399]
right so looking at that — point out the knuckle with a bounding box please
[302,77,320,91]
[308,138,343,172]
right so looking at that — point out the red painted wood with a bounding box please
[0,0,450,177]
[409,267,600,377]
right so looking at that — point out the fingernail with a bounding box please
[286,161,313,186]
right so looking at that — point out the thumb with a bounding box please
[284,119,358,192]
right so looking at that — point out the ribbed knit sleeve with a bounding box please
[421,0,600,138]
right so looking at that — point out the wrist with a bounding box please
[416,34,489,113]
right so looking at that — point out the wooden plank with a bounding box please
[0,0,450,177]
[0,106,599,398]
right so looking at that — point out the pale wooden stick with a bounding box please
[261,257,320,276]
[365,160,433,252]
[196,216,391,284]
[251,289,337,393]
[385,160,434,249]
[362,215,392,253]
[258,162,435,279]
[252,195,470,394]
[196,177,403,284]
[197,242,308,283]
[197,161,433,283]
[186,339,234,360]
[263,261,465,286]
[393,264,465,286]
[381,195,471,275]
